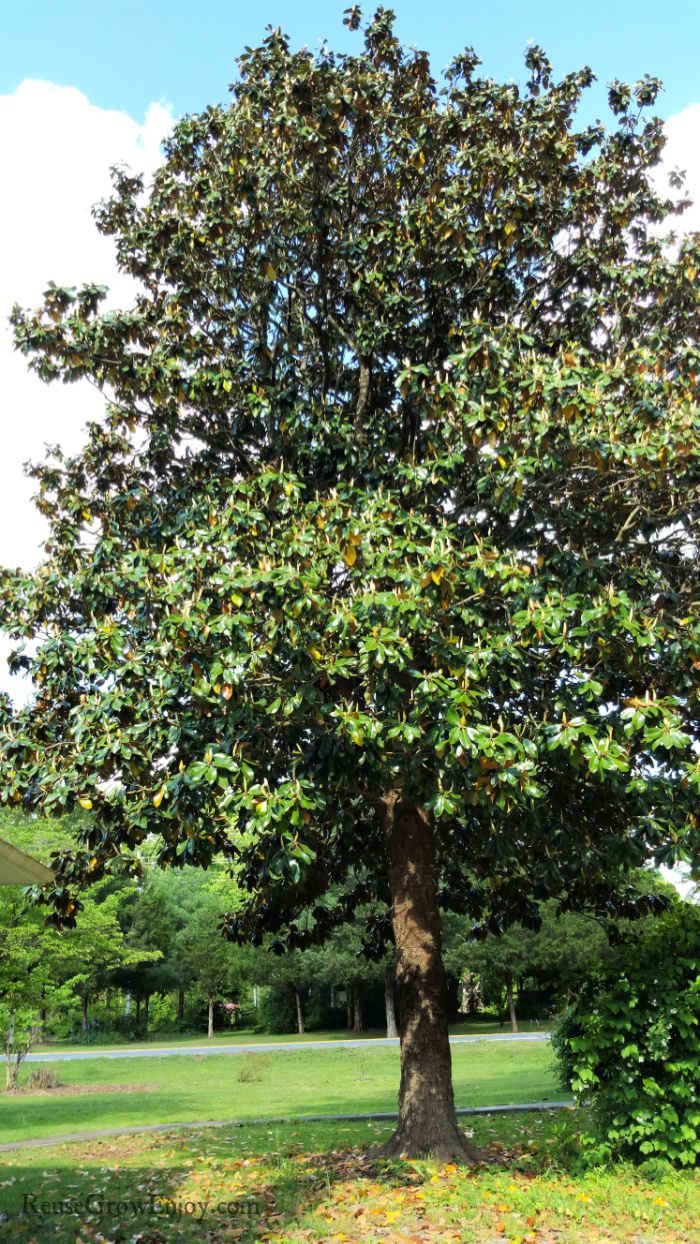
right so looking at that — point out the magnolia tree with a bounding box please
[3,9,700,1159]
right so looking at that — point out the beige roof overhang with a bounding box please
[0,836,56,886]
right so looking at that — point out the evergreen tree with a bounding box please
[3,11,700,1158]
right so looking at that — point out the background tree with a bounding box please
[304,913,397,1034]
[175,893,244,1037]
[3,10,700,1159]
[0,885,84,1088]
[111,869,181,1027]
[444,906,608,1032]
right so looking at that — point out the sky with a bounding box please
[0,3,699,891]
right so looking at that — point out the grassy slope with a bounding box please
[0,1040,558,1143]
[1,1114,698,1244]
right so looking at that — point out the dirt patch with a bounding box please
[4,1082,158,1097]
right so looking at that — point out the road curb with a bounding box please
[0,1101,574,1153]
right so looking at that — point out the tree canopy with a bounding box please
[3,6,700,1158]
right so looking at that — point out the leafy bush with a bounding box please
[550,1006,585,1092]
[258,987,298,1034]
[554,903,700,1166]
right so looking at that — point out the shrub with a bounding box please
[555,903,700,1166]
[550,1005,585,1093]
[258,987,298,1035]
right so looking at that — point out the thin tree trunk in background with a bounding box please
[375,792,485,1162]
[353,979,364,1033]
[384,966,398,1039]
[178,989,185,1022]
[506,973,519,1033]
[294,987,305,1036]
[136,996,141,1025]
[346,983,353,1030]
[125,990,131,1018]
[208,995,214,1038]
[81,995,88,1031]
[144,995,150,1029]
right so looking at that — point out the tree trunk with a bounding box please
[384,965,398,1039]
[136,996,141,1025]
[125,990,131,1018]
[208,994,214,1039]
[144,994,150,1029]
[294,987,305,1036]
[178,988,185,1022]
[81,994,88,1032]
[506,973,519,1033]
[374,793,486,1163]
[353,978,364,1033]
[346,982,353,1030]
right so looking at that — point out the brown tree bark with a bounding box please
[207,994,214,1038]
[374,793,486,1163]
[144,994,150,1029]
[384,965,398,1039]
[294,986,305,1036]
[346,982,353,1030]
[506,973,519,1033]
[352,978,364,1033]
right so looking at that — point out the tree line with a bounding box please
[1,809,677,1089]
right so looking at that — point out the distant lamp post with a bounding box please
[0,837,55,886]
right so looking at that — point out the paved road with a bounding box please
[26,1031,550,1062]
[0,1098,571,1154]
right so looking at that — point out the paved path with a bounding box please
[0,1100,572,1153]
[26,1032,550,1062]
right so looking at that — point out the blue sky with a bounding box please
[4,0,700,127]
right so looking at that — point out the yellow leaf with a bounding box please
[344,544,357,567]
[309,648,322,660]
[349,529,362,545]
[537,555,544,568]
[153,786,166,808]
[126,496,136,512]
[77,797,93,809]
[686,267,697,282]
[515,478,523,496]
[431,567,443,585]
[266,263,277,279]
[222,684,233,700]
[497,455,507,469]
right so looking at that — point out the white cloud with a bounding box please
[656,103,700,234]
[0,80,172,700]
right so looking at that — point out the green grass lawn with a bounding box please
[34,1017,547,1055]
[0,1040,558,1144]
[2,1112,698,1244]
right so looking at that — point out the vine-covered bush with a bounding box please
[550,1005,585,1093]
[555,903,700,1165]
